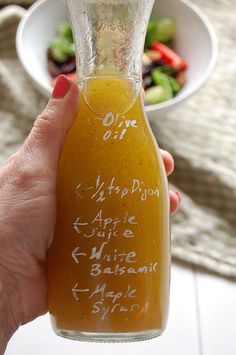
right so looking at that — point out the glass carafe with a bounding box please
[48,0,170,343]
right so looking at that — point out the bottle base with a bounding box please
[53,328,163,343]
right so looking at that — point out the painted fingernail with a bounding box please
[175,191,182,203]
[52,75,71,99]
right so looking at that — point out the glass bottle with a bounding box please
[48,0,170,343]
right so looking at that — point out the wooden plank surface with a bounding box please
[195,268,236,355]
[6,262,200,355]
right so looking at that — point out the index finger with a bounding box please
[160,149,174,176]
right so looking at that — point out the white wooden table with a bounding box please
[5,262,236,355]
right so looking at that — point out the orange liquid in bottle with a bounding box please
[48,77,170,338]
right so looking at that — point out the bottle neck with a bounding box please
[66,0,154,83]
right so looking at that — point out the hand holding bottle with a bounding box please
[0,76,180,353]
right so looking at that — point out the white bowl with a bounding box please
[16,0,217,118]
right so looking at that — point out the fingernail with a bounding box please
[175,191,182,203]
[52,75,71,99]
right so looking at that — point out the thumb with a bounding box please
[23,75,80,170]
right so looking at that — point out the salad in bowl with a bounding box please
[47,18,188,106]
